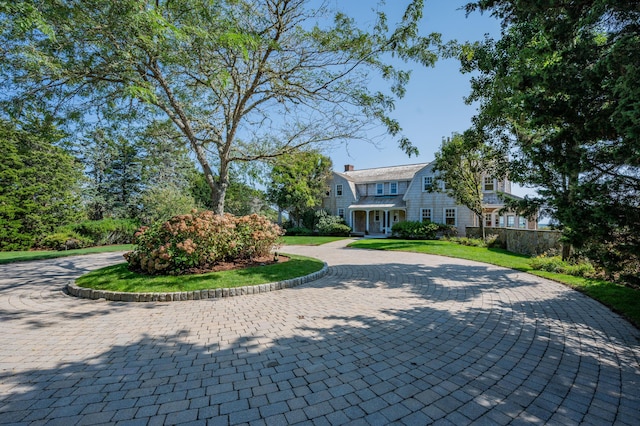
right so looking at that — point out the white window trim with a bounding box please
[335,184,343,197]
[485,213,493,227]
[444,207,457,226]
[422,176,433,192]
[421,208,432,222]
[376,183,384,196]
[389,181,398,195]
[483,176,495,192]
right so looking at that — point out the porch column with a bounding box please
[349,210,354,229]
[365,209,370,233]
[385,210,390,234]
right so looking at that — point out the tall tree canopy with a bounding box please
[462,0,640,280]
[266,149,333,225]
[432,131,503,240]
[1,0,440,214]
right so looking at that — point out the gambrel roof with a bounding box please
[336,163,430,183]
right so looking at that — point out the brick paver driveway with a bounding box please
[1,239,639,425]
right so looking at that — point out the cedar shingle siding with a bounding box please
[322,163,536,236]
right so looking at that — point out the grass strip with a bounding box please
[75,254,324,293]
[281,236,350,246]
[349,239,640,328]
[0,245,134,264]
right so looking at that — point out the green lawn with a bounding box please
[281,236,350,246]
[0,245,134,264]
[349,239,640,328]
[75,254,324,293]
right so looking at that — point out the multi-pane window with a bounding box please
[499,216,505,227]
[338,208,345,219]
[421,208,432,222]
[507,215,515,227]
[390,182,398,195]
[376,183,384,195]
[519,217,527,228]
[485,214,493,227]
[423,176,433,191]
[374,211,380,222]
[336,184,343,196]
[445,208,456,226]
[484,176,494,191]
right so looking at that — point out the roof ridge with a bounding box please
[341,162,429,173]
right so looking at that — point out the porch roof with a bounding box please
[348,195,406,210]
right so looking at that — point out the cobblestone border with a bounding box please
[67,262,328,302]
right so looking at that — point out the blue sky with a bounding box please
[322,1,532,193]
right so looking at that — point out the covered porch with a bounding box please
[348,196,406,235]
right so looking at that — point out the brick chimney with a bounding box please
[344,164,354,172]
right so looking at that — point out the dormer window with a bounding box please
[390,182,398,195]
[336,184,343,196]
[484,177,494,191]
[423,176,433,191]
[376,183,384,195]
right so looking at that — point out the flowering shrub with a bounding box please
[124,211,283,275]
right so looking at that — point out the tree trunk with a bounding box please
[211,162,230,215]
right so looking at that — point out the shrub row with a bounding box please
[38,218,139,250]
[529,254,597,278]
[124,211,283,275]
[448,234,502,248]
[391,220,455,240]
[284,210,351,237]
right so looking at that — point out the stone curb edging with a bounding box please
[66,262,328,302]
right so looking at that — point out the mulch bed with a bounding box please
[183,255,290,275]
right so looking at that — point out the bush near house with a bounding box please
[124,211,283,275]
[315,211,351,236]
[285,227,314,236]
[283,210,351,237]
[391,220,453,240]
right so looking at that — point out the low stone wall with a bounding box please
[466,227,562,256]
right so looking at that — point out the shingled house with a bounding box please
[322,163,537,236]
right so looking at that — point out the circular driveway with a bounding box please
[1,239,639,425]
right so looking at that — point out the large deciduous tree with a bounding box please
[1,0,439,214]
[266,149,333,226]
[462,1,640,281]
[432,131,503,240]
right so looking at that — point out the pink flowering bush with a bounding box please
[124,211,283,275]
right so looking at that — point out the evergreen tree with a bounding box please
[462,0,640,280]
[0,120,83,250]
[81,129,143,219]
